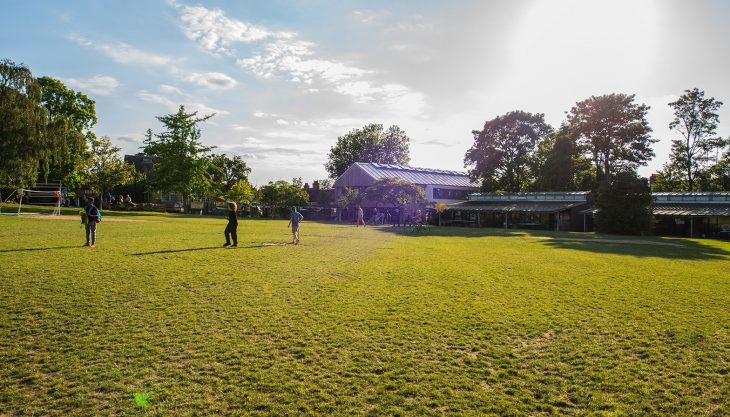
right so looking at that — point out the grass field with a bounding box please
[0,210,728,416]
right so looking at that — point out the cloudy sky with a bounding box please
[3,0,730,185]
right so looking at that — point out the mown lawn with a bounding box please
[0,211,728,416]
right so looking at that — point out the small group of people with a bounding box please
[223,203,304,247]
[100,193,136,210]
[354,205,426,228]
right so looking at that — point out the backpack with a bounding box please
[87,205,102,223]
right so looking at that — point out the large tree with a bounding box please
[259,180,308,216]
[85,136,140,204]
[142,106,215,208]
[531,127,594,191]
[464,110,552,192]
[0,59,48,189]
[38,76,97,188]
[666,88,725,191]
[208,153,251,198]
[364,178,426,207]
[325,123,410,178]
[595,171,653,235]
[567,93,655,181]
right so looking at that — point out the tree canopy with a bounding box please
[567,94,655,181]
[0,59,48,189]
[38,76,97,188]
[665,88,725,191]
[531,127,594,192]
[85,136,140,199]
[364,178,426,207]
[259,180,309,215]
[464,111,552,192]
[226,179,255,207]
[325,123,410,178]
[208,153,251,196]
[595,171,653,235]
[143,106,215,200]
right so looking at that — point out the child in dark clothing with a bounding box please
[224,202,238,247]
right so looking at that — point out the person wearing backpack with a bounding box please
[83,197,102,248]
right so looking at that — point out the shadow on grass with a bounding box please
[130,244,270,256]
[0,245,81,253]
[372,225,730,260]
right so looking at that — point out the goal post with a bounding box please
[17,183,63,216]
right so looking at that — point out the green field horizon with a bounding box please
[1,212,728,416]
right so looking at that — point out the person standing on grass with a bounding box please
[223,202,238,247]
[288,206,304,245]
[356,205,365,227]
[83,197,101,248]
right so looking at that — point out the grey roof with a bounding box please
[579,204,730,217]
[336,162,476,188]
[653,192,730,203]
[448,200,587,213]
[653,204,730,217]
[468,191,590,202]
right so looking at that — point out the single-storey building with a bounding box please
[652,192,730,238]
[334,162,476,204]
[445,192,592,231]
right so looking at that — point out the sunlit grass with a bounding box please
[0,212,728,416]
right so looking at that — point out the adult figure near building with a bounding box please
[356,205,365,227]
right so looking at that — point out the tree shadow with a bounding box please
[372,225,730,260]
[0,246,81,253]
[532,236,730,260]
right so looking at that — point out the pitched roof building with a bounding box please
[333,162,477,205]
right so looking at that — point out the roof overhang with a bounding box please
[447,201,587,213]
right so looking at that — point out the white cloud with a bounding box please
[173,3,291,55]
[276,119,290,125]
[60,75,119,96]
[183,71,237,90]
[159,84,186,95]
[70,34,174,66]
[253,111,267,118]
[169,3,425,115]
[137,90,176,107]
[237,39,367,85]
[231,124,250,131]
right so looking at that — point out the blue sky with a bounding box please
[3,0,730,185]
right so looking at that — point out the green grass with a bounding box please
[0,211,728,416]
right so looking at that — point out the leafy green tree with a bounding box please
[364,178,426,207]
[259,180,308,217]
[567,94,655,181]
[464,110,552,192]
[336,187,363,209]
[85,136,141,204]
[531,127,595,191]
[38,76,97,188]
[317,178,334,189]
[226,179,255,208]
[0,59,48,189]
[208,153,251,195]
[143,106,214,209]
[651,164,688,192]
[595,171,653,235]
[667,88,726,191]
[705,150,730,191]
[325,124,410,178]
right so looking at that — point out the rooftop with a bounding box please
[336,162,476,188]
